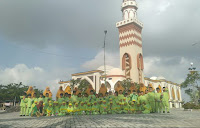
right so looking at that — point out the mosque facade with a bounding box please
[59,0,182,108]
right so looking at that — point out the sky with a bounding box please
[0,0,200,101]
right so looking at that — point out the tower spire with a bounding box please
[122,0,138,20]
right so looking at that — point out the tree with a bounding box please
[70,79,80,92]
[181,71,200,105]
[121,79,132,93]
[78,79,90,94]
[0,83,43,102]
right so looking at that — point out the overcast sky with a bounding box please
[0,0,200,101]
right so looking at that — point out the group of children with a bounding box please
[20,85,170,117]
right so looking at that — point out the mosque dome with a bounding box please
[107,68,124,76]
[150,76,157,80]
[157,76,166,80]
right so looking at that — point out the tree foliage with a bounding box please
[121,79,132,93]
[181,71,200,105]
[0,83,43,102]
[70,79,80,92]
[78,79,90,93]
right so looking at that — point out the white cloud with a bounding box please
[0,64,75,99]
[81,50,120,70]
[143,56,190,83]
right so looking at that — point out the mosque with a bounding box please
[59,0,182,108]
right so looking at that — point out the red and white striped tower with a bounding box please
[116,0,144,83]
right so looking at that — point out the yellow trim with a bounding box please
[72,70,104,76]
[58,81,70,84]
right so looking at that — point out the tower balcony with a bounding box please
[121,0,138,11]
[116,18,143,28]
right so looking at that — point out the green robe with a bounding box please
[53,105,60,116]
[20,96,26,116]
[142,104,151,114]
[85,105,92,115]
[71,95,78,104]
[88,95,96,103]
[25,98,32,116]
[46,106,54,116]
[92,104,100,115]
[162,91,169,112]
[155,93,162,113]
[129,104,138,114]
[147,92,156,113]
[79,104,86,115]
[100,103,107,114]
[58,98,65,106]
[38,97,44,103]
[129,93,138,102]
[59,105,66,116]
[67,106,74,115]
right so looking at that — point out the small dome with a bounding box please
[150,76,157,80]
[157,76,166,80]
[107,68,124,76]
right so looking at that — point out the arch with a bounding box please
[106,82,111,92]
[129,10,134,18]
[124,10,129,20]
[81,76,94,90]
[137,53,144,70]
[122,53,132,79]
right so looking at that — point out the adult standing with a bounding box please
[161,87,170,113]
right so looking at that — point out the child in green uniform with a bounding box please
[85,103,92,115]
[100,100,107,115]
[20,94,26,116]
[88,90,96,103]
[83,93,89,105]
[71,91,78,105]
[53,101,60,116]
[32,93,38,103]
[58,93,65,107]
[77,93,82,104]
[130,90,138,103]
[92,102,99,115]
[67,103,74,115]
[107,101,114,114]
[43,103,47,116]
[147,87,156,113]
[26,94,32,116]
[129,100,137,114]
[59,102,66,116]
[73,103,79,115]
[38,93,44,103]
[30,100,38,117]
[142,101,151,114]
[79,102,86,115]
[161,87,170,113]
[123,102,129,114]
[155,87,162,113]
[46,103,54,116]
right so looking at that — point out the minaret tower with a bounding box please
[116,0,144,83]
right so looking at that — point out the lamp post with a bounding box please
[103,30,107,88]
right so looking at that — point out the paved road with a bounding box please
[0,109,200,128]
